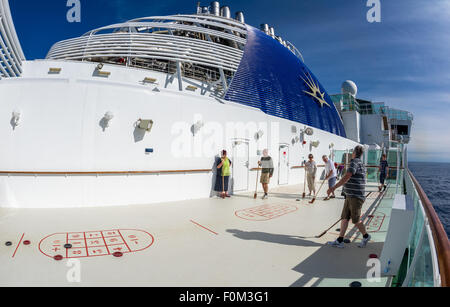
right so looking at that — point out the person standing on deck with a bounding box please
[378,154,389,192]
[305,154,318,196]
[323,155,337,201]
[258,149,274,200]
[215,150,232,198]
[337,164,345,179]
[326,146,371,249]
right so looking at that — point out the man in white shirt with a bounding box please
[323,155,337,201]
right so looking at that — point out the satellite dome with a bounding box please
[341,80,358,97]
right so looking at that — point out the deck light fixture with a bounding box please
[192,120,204,135]
[94,63,110,77]
[143,77,158,84]
[311,141,320,148]
[49,68,62,74]
[137,119,154,133]
[103,112,114,128]
[255,130,264,140]
[186,85,198,92]
[304,127,314,136]
[11,110,21,127]
[300,127,314,145]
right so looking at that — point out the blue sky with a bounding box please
[9,0,450,162]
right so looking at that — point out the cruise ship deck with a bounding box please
[0,182,395,287]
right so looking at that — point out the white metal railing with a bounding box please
[47,33,243,72]
[83,21,247,45]
[403,170,442,287]
[128,15,248,35]
[0,0,25,78]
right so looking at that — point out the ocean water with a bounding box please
[408,162,450,239]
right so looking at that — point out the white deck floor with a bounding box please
[0,183,394,287]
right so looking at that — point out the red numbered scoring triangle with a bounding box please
[39,229,155,260]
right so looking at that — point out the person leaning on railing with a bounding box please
[215,150,232,198]
[378,154,390,192]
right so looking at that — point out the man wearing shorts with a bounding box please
[378,154,389,192]
[326,146,371,249]
[323,155,337,201]
[259,149,274,200]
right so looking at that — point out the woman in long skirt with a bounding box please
[214,150,232,198]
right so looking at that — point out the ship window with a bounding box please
[393,125,409,135]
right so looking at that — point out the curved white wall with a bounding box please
[0,60,359,208]
[0,0,25,78]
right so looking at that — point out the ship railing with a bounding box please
[404,169,450,287]
[128,15,248,34]
[46,33,243,72]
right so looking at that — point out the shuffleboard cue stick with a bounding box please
[302,166,307,199]
[222,173,226,199]
[254,167,260,199]
[309,179,327,204]
[316,219,342,238]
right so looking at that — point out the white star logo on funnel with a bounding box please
[301,71,330,108]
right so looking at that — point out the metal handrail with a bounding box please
[408,169,450,287]
[0,169,213,175]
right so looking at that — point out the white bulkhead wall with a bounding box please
[0,60,359,208]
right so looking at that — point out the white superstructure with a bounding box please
[0,0,25,78]
[0,2,359,209]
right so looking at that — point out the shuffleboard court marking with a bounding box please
[366,213,386,233]
[12,233,25,258]
[39,229,154,260]
[329,212,387,237]
[190,220,219,235]
[117,230,133,253]
[235,204,298,221]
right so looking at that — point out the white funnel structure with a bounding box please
[0,0,25,78]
